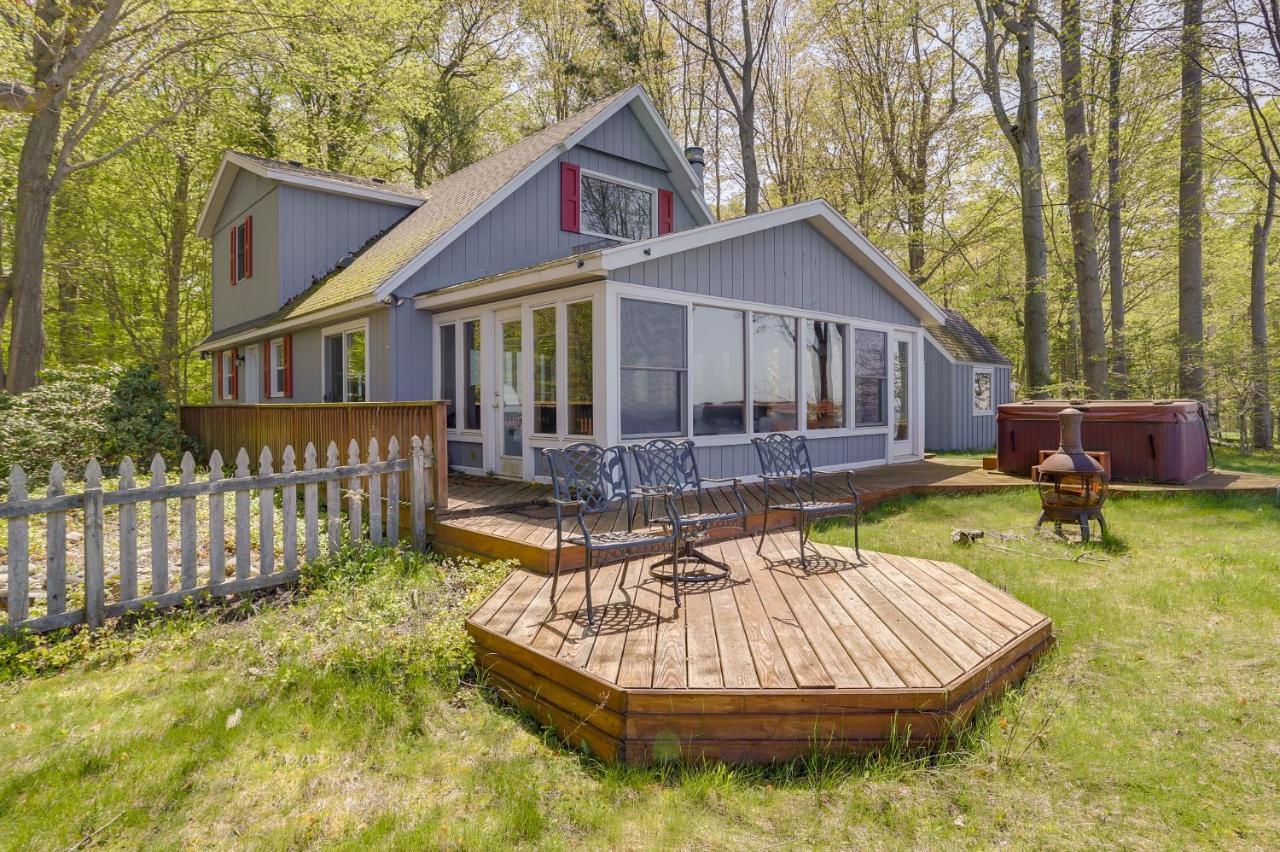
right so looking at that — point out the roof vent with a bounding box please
[287,160,303,167]
[336,253,355,268]
[371,177,386,184]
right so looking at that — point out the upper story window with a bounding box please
[230,216,252,284]
[561,162,673,241]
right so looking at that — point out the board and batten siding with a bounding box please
[212,170,279,332]
[610,219,920,327]
[531,433,886,480]
[923,340,1012,451]
[277,185,412,304]
[391,108,702,301]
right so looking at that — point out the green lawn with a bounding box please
[0,490,1277,849]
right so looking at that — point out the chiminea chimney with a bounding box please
[684,145,705,191]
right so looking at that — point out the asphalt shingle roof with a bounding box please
[932,309,1012,365]
[230,151,427,200]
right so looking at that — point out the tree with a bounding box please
[655,0,779,214]
[1178,0,1205,400]
[1057,0,1107,396]
[1106,0,1132,396]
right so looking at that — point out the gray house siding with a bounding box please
[923,339,1012,451]
[277,186,412,304]
[393,110,701,300]
[212,171,279,332]
[611,220,920,326]
[579,102,669,170]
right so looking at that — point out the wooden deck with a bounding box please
[467,531,1054,764]
[434,457,1280,572]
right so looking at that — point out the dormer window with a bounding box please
[561,163,674,241]
[230,216,252,284]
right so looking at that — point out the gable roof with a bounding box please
[195,151,425,238]
[928,309,1012,365]
[414,199,950,326]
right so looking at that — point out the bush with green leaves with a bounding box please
[0,364,190,489]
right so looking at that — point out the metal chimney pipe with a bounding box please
[684,145,705,192]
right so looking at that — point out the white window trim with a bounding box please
[609,283,910,446]
[578,167,658,243]
[853,327,890,429]
[972,366,996,416]
[321,318,370,403]
[435,315,484,438]
[268,337,287,398]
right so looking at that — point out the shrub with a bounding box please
[0,364,190,489]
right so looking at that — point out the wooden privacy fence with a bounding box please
[180,402,450,509]
[1,435,436,635]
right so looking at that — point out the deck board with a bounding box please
[467,531,1054,764]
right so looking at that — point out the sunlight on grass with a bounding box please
[0,491,1277,848]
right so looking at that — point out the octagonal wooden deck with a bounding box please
[466,530,1053,764]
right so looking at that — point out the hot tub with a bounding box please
[997,400,1210,484]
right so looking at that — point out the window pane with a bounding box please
[974,370,992,412]
[501,320,522,457]
[621,369,685,437]
[346,330,366,402]
[854,329,887,427]
[691,305,745,435]
[439,324,456,428]
[464,319,481,430]
[621,299,686,369]
[273,340,286,395]
[894,340,910,440]
[752,313,797,432]
[532,307,557,434]
[807,321,846,429]
[567,301,594,435]
[581,173,653,241]
[324,336,344,402]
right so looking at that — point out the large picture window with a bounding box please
[621,298,686,438]
[323,325,367,403]
[532,306,557,434]
[691,305,746,435]
[463,319,481,430]
[439,324,456,429]
[567,300,594,435]
[752,313,797,432]
[580,172,654,242]
[854,329,887,427]
[806,321,846,429]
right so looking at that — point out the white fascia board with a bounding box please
[599,199,948,325]
[412,255,605,312]
[196,295,381,353]
[194,154,237,238]
[373,87,648,303]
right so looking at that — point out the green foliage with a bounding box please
[0,364,190,486]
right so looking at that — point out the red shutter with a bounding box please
[283,334,293,397]
[263,339,272,398]
[215,351,224,400]
[658,189,674,235]
[244,216,253,278]
[229,229,237,285]
[560,162,580,233]
[230,349,240,399]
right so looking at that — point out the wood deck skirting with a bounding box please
[466,534,1054,764]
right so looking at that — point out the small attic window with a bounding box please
[230,217,252,284]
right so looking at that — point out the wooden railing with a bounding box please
[2,435,435,634]
[179,402,449,508]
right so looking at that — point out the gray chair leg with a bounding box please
[583,548,596,626]
[670,537,681,609]
[551,536,563,601]
[757,503,769,554]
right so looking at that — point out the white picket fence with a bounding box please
[1,435,435,634]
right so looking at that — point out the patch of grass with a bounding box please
[1213,444,1280,476]
[1,492,1278,848]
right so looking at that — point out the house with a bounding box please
[195,86,1011,480]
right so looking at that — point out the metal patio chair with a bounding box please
[629,439,749,578]
[543,443,684,623]
[751,433,861,568]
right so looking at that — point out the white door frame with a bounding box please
[889,329,924,460]
[243,343,261,404]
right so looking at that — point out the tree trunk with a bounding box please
[1107,0,1128,397]
[1014,24,1052,396]
[739,94,761,214]
[1178,0,1205,400]
[1061,0,1108,397]
[906,175,926,284]
[1250,173,1275,449]
[7,103,60,392]
[161,151,192,399]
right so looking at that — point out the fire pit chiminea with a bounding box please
[1036,407,1109,541]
